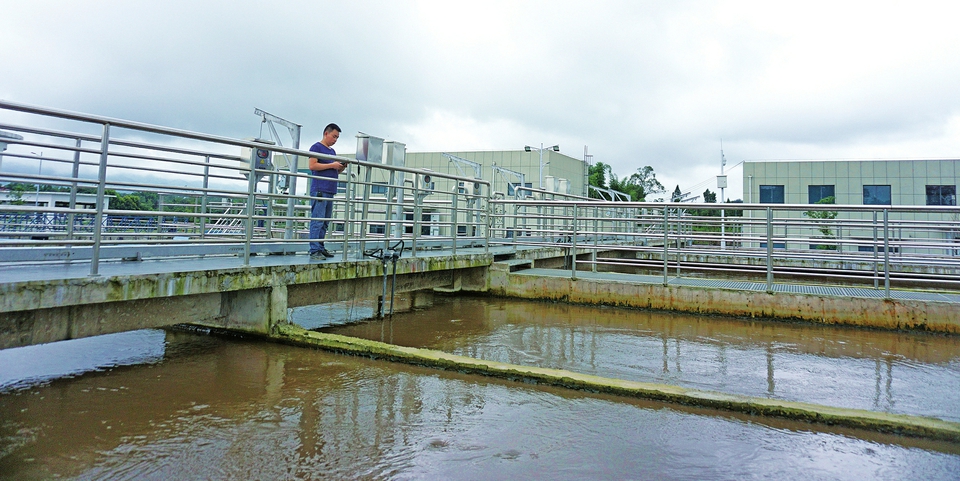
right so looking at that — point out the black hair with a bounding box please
[324,123,341,134]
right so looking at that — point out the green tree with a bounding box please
[587,162,611,199]
[805,196,838,249]
[608,166,665,201]
[691,188,719,216]
[671,185,683,202]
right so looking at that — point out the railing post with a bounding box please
[662,207,669,286]
[484,186,491,255]
[514,203,521,253]
[873,210,879,289]
[766,207,773,292]
[883,209,890,298]
[592,205,599,272]
[359,164,372,258]
[242,149,258,266]
[67,137,81,241]
[89,124,110,276]
[343,162,355,260]
[571,203,578,280]
[412,179,422,257]
[200,155,210,239]
[675,207,682,277]
[451,189,459,256]
[537,203,543,242]
[383,170,397,253]
[284,153,299,242]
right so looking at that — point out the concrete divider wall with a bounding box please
[488,264,960,334]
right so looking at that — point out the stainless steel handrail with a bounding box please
[0,100,490,274]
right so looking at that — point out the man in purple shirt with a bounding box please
[308,123,346,258]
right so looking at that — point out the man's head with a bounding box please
[322,123,341,147]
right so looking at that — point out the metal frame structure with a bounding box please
[2,100,959,297]
[0,100,491,274]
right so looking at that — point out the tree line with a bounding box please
[588,163,742,216]
[0,182,195,212]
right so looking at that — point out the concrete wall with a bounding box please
[0,254,491,349]
[488,264,960,334]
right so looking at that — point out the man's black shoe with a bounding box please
[309,251,325,260]
[319,248,335,258]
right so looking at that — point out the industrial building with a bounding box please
[742,159,959,252]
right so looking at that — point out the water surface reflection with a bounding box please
[322,296,960,422]
[0,316,958,479]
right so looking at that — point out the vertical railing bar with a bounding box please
[200,155,210,239]
[89,123,110,276]
[343,161,355,260]
[451,190,459,257]
[242,151,258,266]
[766,207,773,292]
[284,154,299,242]
[592,205,598,272]
[359,164,373,258]
[67,137,81,241]
[571,203,578,280]
[884,209,890,298]
[384,169,396,253]
[873,211,879,289]
[662,207,669,286]
[484,185,491,255]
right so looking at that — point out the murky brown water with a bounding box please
[324,295,960,423]
[1,298,959,480]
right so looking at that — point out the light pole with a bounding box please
[524,143,559,190]
[31,151,43,206]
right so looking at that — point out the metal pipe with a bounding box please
[663,207,669,286]
[766,207,773,292]
[571,203,578,280]
[242,147,258,266]
[884,209,890,298]
[89,124,110,276]
[67,138,81,240]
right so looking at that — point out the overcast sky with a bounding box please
[3,1,960,200]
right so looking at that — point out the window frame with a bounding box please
[759,185,785,204]
[808,185,835,204]
[863,185,892,205]
[926,185,957,206]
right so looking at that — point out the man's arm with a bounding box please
[308,157,346,172]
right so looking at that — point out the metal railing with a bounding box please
[488,198,960,295]
[3,100,959,295]
[0,100,490,275]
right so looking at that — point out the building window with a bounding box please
[457,225,467,236]
[371,182,388,194]
[863,185,891,205]
[336,181,347,194]
[759,185,784,203]
[808,185,835,204]
[404,213,432,235]
[926,185,956,206]
[369,224,385,234]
